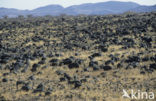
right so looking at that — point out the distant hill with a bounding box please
[0,1,156,18]
[0,8,29,17]
[31,5,64,16]
[64,1,140,15]
[130,5,156,12]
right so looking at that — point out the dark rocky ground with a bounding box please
[0,12,156,101]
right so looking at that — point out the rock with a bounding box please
[82,46,88,50]
[68,62,79,69]
[0,64,2,69]
[64,45,73,50]
[149,63,156,70]
[98,45,108,52]
[3,73,9,76]
[31,64,40,72]
[21,65,29,73]
[49,59,59,66]
[0,53,10,64]
[69,80,82,88]
[48,53,54,58]
[48,87,53,91]
[88,56,93,60]
[60,77,66,82]
[150,55,156,62]
[42,54,47,59]
[34,83,44,93]
[89,61,98,67]
[64,73,71,81]
[75,53,79,56]
[21,85,31,91]
[140,71,145,75]
[80,78,87,83]
[74,80,82,88]
[91,53,101,58]
[62,58,73,65]
[56,70,64,75]
[73,75,78,80]
[111,56,119,62]
[32,36,43,42]
[142,66,147,70]
[69,56,75,60]
[10,61,24,72]
[42,66,48,69]
[125,56,140,63]
[92,97,97,101]
[126,62,139,69]
[2,78,8,82]
[117,63,123,68]
[75,59,83,65]
[142,57,149,62]
[100,72,106,77]
[30,56,35,60]
[33,50,45,58]
[45,91,51,96]
[37,71,42,75]
[55,53,62,57]
[122,37,135,44]
[105,60,114,65]
[16,81,25,86]
[101,47,108,52]
[142,36,152,43]
[100,65,112,71]
[83,68,89,72]
[28,75,35,80]
[147,69,154,73]
[93,65,100,71]
[26,59,31,66]
[38,59,46,64]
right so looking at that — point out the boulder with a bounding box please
[100,65,112,71]
[68,62,79,69]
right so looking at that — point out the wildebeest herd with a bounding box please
[0,12,156,100]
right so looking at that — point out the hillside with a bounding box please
[0,12,156,100]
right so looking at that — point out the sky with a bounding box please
[0,0,156,10]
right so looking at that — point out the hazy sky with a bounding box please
[0,0,156,10]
